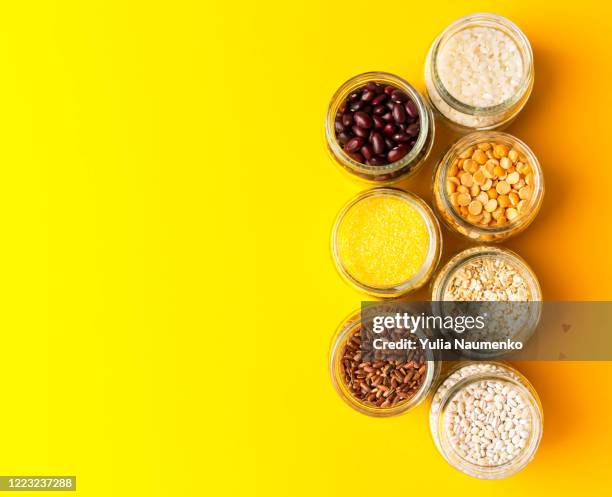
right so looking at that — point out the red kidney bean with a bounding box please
[391,89,407,102]
[387,144,409,162]
[405,100,418,118]
[347,151,364,163]
[382,123,396,137]
[392,103,406,124]
[392,132,411,142]
[334,81,421,166]
[373,105,387,116]
[360,144,374,161]
[337,131,353,145]
[370,132,385,155]
[368,156,388,166]
[372,94,387,106]
[350,100,365,111]
[352,125,369,138]
[354,111,373,129]
[361,89,376,101]
[345,136,364,153]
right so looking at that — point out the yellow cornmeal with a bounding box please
[337,195,430,288]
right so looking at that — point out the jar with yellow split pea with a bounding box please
[331,188,442,298]
[433,131,544,242]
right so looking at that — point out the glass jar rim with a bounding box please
[325,71,433,178]
[329,308,439,416]
[332,187,442,297]
[428,13,534,116]
[436,371,543,478]
[435,131,544,236]
[431,245,543,302]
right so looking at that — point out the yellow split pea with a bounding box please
[446,141,533,228]
[336,195,430,289]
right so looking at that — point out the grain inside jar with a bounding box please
[329,310,438,417]
[424,14,534,130]
[431,246,542,351]
[340,326,427,409]
[332,188,441,297]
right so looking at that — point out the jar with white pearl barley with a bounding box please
[429,362,543,479]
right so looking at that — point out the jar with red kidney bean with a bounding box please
[326,72,435,183]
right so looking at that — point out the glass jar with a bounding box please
[332,187,442,298]
[433,131,544,242]
[424,13,534,131]
[432,246,542,301]
[325,72,435,183]
[429,361,543,479]
[431,246,542,356]
[329,309,440,417]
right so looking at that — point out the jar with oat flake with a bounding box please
[431,246,541,356]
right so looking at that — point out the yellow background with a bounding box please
[0,0,610,495]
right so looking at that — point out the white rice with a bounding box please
[437,26,524,108]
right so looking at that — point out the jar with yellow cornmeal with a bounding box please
[332,188,441,297]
